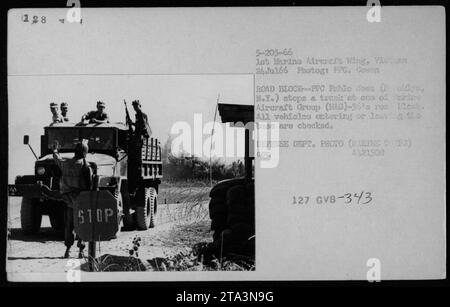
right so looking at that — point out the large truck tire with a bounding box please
[21,197,42,235]
[209,197,228,241]
[226,213,253,226]
[149,197,157,229]
[230,223,254,241]
[225,184,255,256]
[209,178,245,199]
[204,181,256,261]
[136,187,157,230]
[209,198,227,219]
[226,185,254,226]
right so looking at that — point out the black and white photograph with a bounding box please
[2,4,447,287]
[7,71,256,274]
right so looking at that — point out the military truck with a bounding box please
[8,122,162,234]
[206,103,255,258]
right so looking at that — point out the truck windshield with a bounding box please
[47,128,115,151]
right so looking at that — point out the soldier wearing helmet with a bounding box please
[50,102,63,125]
[127,100,152,195]
[60,102,69,122]
[52,140,92,258]
[81,101,110,124]
[131,99,152,139]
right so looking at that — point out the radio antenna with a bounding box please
[209,94,220,187]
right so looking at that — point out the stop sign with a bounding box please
[74,190,119,241]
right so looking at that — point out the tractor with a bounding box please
[8,122,162,235]
[206,103,255,259]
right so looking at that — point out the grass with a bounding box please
[159,182,211,225]
[80,254,146,272]
[146,248,255,271]
[81,180,254,272]
[158,183,210,205]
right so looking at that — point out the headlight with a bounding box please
[36,166,46,175]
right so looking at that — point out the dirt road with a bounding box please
[7,197,212,274]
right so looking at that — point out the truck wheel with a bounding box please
[136,187,157,230]
[48,205,65,232]
[21,198,42,235]
[149,197,157,229]
[209,197,228,242]
[209,198,227,219]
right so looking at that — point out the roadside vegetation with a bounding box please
[80,179,254,272]
[161,135,245,182]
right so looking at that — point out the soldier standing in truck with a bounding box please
[81,101,110,124]
[52,140,92,258]
[60,102,69,122]
[50,102,63,125]
[125,100,151,196]
[132,99,152,139]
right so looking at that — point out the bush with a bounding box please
[161,135,245,182]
